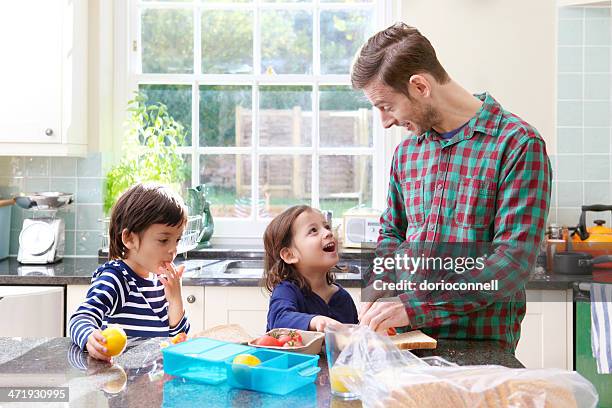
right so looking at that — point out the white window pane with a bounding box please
[200,154,252,218]
[319,85,372,147]
[259,86,312,147]
[139,84,193,146]
[141,9,193,74]
[202,10,253,74]
[200,85,252,147]
[261,10,312,74]
[320,9,374,74]
[259,155,311,217]
[319,155,372,216]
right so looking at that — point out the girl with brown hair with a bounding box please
[264,205,358,332]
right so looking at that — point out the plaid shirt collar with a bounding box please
[417,92,503,144]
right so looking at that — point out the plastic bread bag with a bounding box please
[332,326,598,408]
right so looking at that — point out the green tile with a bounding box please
[584,7,610,18]
[10,207,24,230]
[63,230,76,257]
[585,47,609,72]
[24,157,49,177]
[584,181,610,204]
[559,7,584,18]
[584,74,610,100]
[76,231,102,256]
[547,207,558,225]
[584,101,610,126]
[76,178,103,204]
[50,178,77,196]
[557,101,583,127]
[558,20,583,46]
[557,128,583,154]
[556,155,583,181]
[558,73,583,99]
[583,154,610,180]
[57,208,76,230]
[24,177,50,193]
[0,157,25,177]
[77,153,102,178]
[557,181,583,207]
[50,158,77,177]
[585,18,610,46]
[76,204,104,230]
[583,128,610,153]
[9,229,20,256]
[558,46,583,72]
[557,207,581,227]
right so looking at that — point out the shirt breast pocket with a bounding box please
[402,179,425,225]
[454,177,497,229]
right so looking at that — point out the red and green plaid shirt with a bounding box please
[376,93,551,351]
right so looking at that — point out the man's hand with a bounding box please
[358,296,409,333]
[309,315,341,332]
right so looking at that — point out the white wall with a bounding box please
[400,0,557,153]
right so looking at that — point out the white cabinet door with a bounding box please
[0,286,64,337]
[0,0,87,156]
[183,286,205,334]
[515,289,572,369]
[204,287,270,336]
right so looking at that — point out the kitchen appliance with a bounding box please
[16,192,73,264]
[553,252,612,275]
[343,214,380,248]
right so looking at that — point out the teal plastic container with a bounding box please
[225,348,320,395]
[0,206,11,260]
[162,338,252,384]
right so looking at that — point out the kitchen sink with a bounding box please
[222,260,264,278]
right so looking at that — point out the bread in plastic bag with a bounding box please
[332,326,598,408]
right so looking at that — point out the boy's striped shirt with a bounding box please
[69,260,189,350]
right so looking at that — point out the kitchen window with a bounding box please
[123,0,394,239]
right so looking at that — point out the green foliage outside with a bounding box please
[102,93,189,215]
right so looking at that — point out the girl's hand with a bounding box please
[309,315,341,332]
[86,330,112,362]
[158,262,185,304]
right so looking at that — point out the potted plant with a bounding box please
[103,92,188,215]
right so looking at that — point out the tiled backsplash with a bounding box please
[553,6,612,228]
[0,155,104,256]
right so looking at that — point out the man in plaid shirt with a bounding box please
[355,23,551,351]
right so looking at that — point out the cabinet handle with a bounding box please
[45,128,54,136]
[187,295,196,303]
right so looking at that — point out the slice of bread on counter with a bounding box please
[190,324,254,344]
[391,329,437,350]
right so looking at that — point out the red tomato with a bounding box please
[387,327,397,336]
[277,334,292,345]
[288,330,302,343]
[253,335,282,347]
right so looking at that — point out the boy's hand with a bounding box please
[86,330,112,362]
[158,262,185,304]
[309,315,341,332]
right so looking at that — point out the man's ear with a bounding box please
[279,247,298,265]
[408,74,431,98]
[121,228,139,252]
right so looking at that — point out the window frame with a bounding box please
[116,0,399,244]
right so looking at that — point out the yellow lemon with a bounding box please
[232,354,261,366]
[329,365,361,393]
[102,326,127,357]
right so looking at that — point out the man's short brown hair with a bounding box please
[351,22,450,96]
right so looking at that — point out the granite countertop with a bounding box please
[0,256,592,289]
[0,337,523,407]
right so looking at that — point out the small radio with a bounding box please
[342,214,381,248]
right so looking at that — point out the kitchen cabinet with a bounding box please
[204,286,270,335]
[0,286,64,337]
[66,284,205,334]
[515,289,573,370]
[0,0,88,156]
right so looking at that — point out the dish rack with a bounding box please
[100,215,202,254]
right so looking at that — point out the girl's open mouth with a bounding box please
[323,242,336,252]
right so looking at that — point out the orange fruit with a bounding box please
[102,326,127,357]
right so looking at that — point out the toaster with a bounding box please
[342,214,380,248]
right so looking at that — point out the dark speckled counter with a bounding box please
[0,256,592,289]
[0,337,522,407]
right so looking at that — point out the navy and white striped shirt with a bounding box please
[69,260,190,350]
